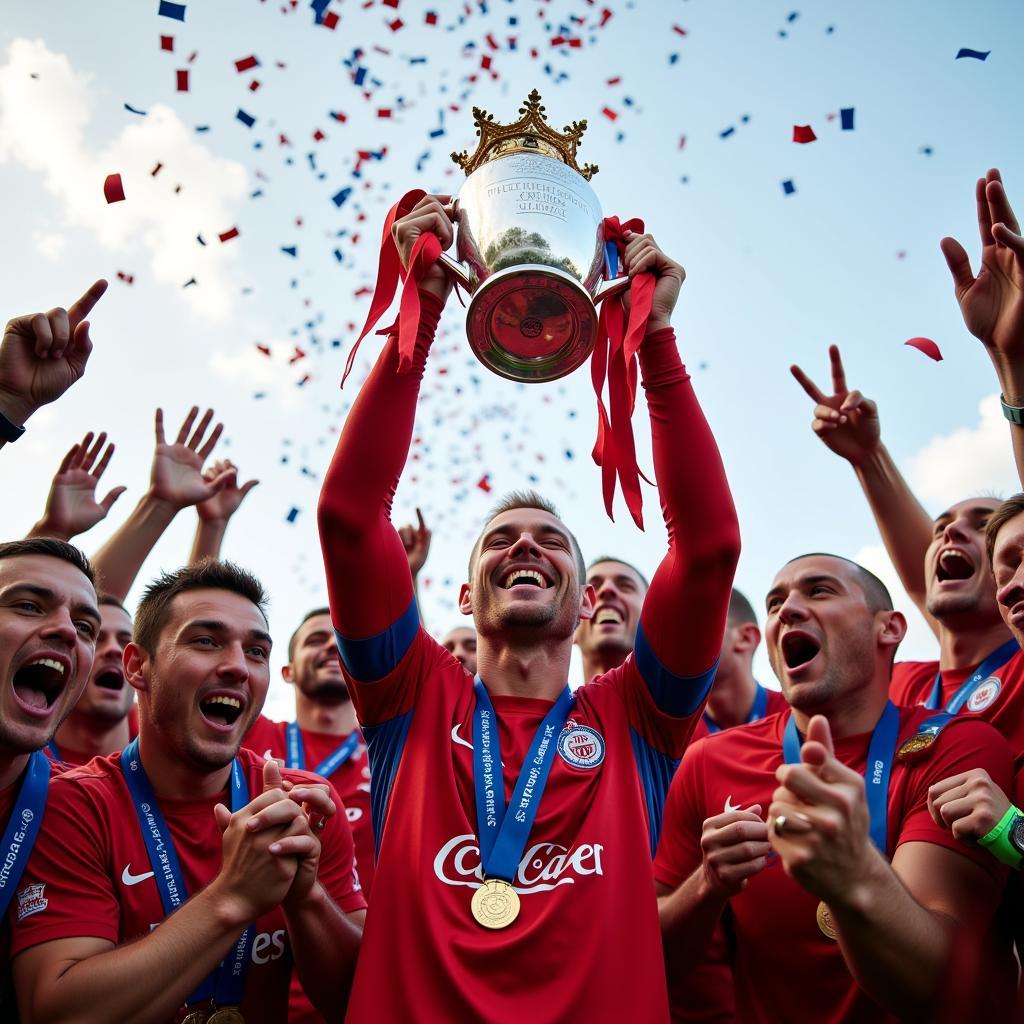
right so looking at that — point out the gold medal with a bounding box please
[207,1008,245,1024]
[816,901,838,941]
[471,878,521,929]
[895,732,935,761]
[181,1012,211,1024]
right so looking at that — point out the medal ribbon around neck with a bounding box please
[704,683,769,735]
[285,723,360,777]
[121,739,254,1008]
[782,701,900,854]
[472,678,574,884]
[925,637,1019,712]
[0,750,50,918]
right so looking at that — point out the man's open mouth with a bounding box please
[594,607,624,625]
[502,568,548,589]
[781,632,821,671]
[94,667,124,691]
[198,694,244,728]
[936,549,975,583]
[13,657,67,713]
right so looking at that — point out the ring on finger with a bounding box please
[773,814,787,836]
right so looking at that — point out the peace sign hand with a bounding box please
[0,279,108,426]
[790,345,881,467]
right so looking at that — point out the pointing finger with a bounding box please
[67,279,108,327]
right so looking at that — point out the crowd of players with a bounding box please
[0,167,1023,1022]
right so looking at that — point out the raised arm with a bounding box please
[188,459,259,564]
[628,233,740,678]
[0,280,107,452]
[940,169,1024,487]
[91,407,233,601]
[397,507,432,625]
[318,196,452,639]
[791,346,938,635]
[27,431,125,541]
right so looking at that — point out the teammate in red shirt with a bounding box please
[656,553,1016,1023]
[317,197,740,1022]
[10,561,364,1024]
[441,626,477,675]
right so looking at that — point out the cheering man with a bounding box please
[656,553,1016,1022]
[318,195,739,1022]
[10,562,364,1024]
[574,557,648,683]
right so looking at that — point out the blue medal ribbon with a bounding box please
[782,701,900,854]
[703,682,769,735]
[472,677,574,883]
[121,739,253,1007]
[925,637,1019,712]
[45,739,62,761]
[284,722,360,777]
[0,751,50,917]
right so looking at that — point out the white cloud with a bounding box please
[906,394,1017,506]
[33,230,66,260]
[0,38,247,321]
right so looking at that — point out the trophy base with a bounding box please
[466,266,597,383]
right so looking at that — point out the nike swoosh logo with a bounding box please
[122,864,155,886]
[724,795,743,813]
[451,725,474,751]
[263,748,274,760]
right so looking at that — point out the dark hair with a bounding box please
[784,553,893,614]
[728,588,758,626]
[586,555,649,590]
[97,593,130,616]
[468,490,586,581]
[134,559,269,654]
[986,495,1024,568]
[288,606,332,661]
[0,538,95,586]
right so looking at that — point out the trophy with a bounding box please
[441,90,629,383]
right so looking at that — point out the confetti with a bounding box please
[157,1,186,22]
[218,227,240,243]
[792,124,816,143]
[955,48,990,61]
[175,68,189,91]
[116,271,135,284]
[236,109,256,128]
[905,337,943,361]
[286,506,301,523]
[477,474,492,493]
[235,55,260,72]
[103,173,126,203]
[840,107,855,130]
[160,35,174,51]
[781,179,796,195]
[124,103,148,115]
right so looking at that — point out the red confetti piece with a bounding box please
[905,337,943,361]
[673,24,687,35]
[382,0,399,6]
[425,10,438,24]
[175,68,189,91]
[289,346,307,364]
[322,11,339,29]
[477,474,492,493]
[235,55,259,72]
[388,18,403,31]
[249,80,260,92]
[218,227,240,243]
[256,344,271,356]
[187,50,198,63]
[330,111,347,123]
[116,271,134,284]
[606,75,621,85]
[313,128,326,141]
[481,55,492,69]
[792,124,817,144]
[103,173,125,204]
[486,33,499,49]
[151,162,163,176]
[602,107,618,121]
[297,374,311,387]
[377,108,392,118]
[160,35,174,51]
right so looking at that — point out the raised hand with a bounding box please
[621,230,685,331]
[698,804,770,898]
[392,194,454,302]
[398,507,432,578]
[940,169,1024,380]
[927,768,1012,843]
[30,431,126,540]
[791,345,882,467]
[196,459,259,525]
[0,279,108,427]
[150,407,234,510]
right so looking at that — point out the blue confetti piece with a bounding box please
[332,186,352,207]
[250,189,263,198]
[194,124,210,132]
[956,48,990,61]
[719,126,735,139]
[508,15,517,25]
[124,102,148,116]
[286,507,301,523]
[158,1,186,21]
[353,67,367,86]
[333,248,344,262]
[787,11,798,22]
[840,107,854,130]
[669,53,679,64]
[281,245,298,257]
[409,56,427,65]
[236,109,256,128]
[782,179,796,195]
[310,0,330,24]
[429,127,445,138]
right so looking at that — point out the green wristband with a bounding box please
[978,805,1023,870]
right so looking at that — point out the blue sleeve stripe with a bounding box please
[629,727,681,858]
[335,596,420,682]
[362,710,414,856]
[634,620,718,718]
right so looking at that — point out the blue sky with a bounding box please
[1,0,1022,715]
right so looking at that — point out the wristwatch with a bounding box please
[1010,813,1024,860]
[1001,394,1024,426]
[0,409,25,442]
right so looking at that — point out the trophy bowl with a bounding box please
[441,91,627,383]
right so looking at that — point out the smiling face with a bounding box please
[765,555,903,714]
[284,612,349,704]
[126,588,271,772]
[0,554,99,755]
[925,498,1002,626]
[990,510,1024,644]
[575,560,646,665]
[460,507,594,643]
[70,603,135,724]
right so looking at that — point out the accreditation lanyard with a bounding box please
[284,722,360,777]
[925,637,1019,712]
[703,683,769,735]
[0,751,50,917]
[472,678,574,883]
[121,739,253,1007]
[782,701,900,854]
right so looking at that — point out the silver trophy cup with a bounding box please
[441,91,628,383]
